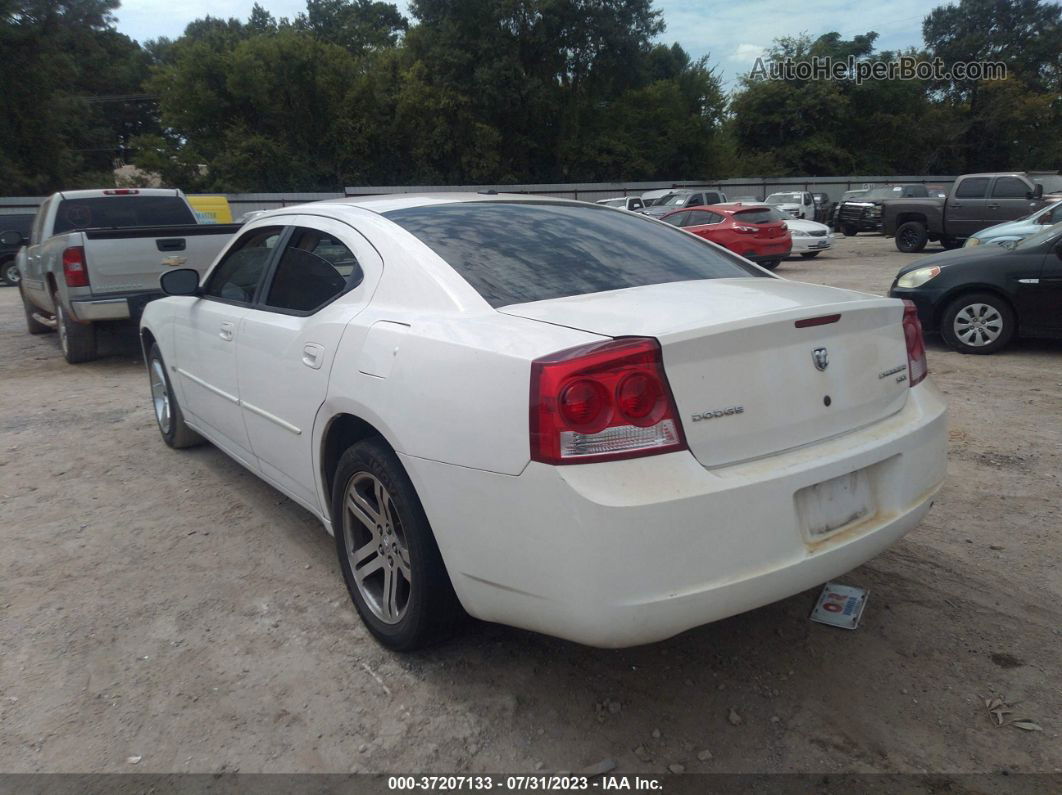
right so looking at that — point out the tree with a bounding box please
[0,0,155,193]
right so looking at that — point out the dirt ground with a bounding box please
[0,234,1059,776]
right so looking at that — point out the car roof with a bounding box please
[56,188,183,200]
[259,192,591,218]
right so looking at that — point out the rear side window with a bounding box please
[204,226,283,304]
[991,177,1029,198]
[955,178,989,199]
[52,196,196,233]
[0,214,33,238]
[685,210,721,226]
[661,211,690,226]
[385,202,764,308]
[264,227,362,313]
[734,208,785,223]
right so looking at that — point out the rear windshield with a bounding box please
[53,196,196,234]
[385,202,764,308]
[734,208,785,224]
[0,214,33,235]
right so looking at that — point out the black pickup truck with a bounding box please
[882,172,1060,252]
[0,214,34,286]
[837,184,930,236]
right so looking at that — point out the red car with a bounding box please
[660,204,792,270]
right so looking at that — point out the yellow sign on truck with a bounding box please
[186,195,233,224]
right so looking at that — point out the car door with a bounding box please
[948,177,991,237]
[236,216,382,509]
[989,176,1040,224]
[1028,233,1062,334]
[682,210,723,240]
[173,225,284,466]
[21,198,51,302]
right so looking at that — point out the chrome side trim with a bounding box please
[175,368,239,404]
[242,400,302,436]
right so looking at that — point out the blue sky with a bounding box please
[113,0,949,89]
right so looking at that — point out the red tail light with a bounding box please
[530,338,687,465]
[902,300,928,387]
[62,246,89,287]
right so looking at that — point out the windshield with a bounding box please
[1014,221,1062,251]
[862,187,904,200]
[1031,175,1062,194]
[766,193,801,204]
[53,196,196,233]
[734,208,785,223]
[662,194,692,206]
[385,201,765,308]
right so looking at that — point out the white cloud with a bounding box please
[732,43,766,63]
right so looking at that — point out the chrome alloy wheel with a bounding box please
[953,302,1003,347]
[343,472,412,624]
[150,357,172,434]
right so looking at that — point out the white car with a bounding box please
[141,194,947,650]
[595,197,645,212]
[765,191,815,219]
[786,218,835,258]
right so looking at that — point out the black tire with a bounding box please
[895,221,928,253]
[1,259,19,286]
[20,284,52,334]
[332,438,460,651]
[843,224,858,237]
[148,343,204,448]
[758,259,781,271]
[54,293,97,363]
[800,251,821,259]
[940,292,1015,355]
[940,237,962,250]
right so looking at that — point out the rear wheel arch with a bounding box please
[140,327,157,360]
[320,413,396,510]
[894,211,928,228]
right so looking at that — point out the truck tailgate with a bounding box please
[83,225,240,294]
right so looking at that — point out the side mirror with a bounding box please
[1028,184,1044,200]
[0,230,25,247]
[160,268,201,296]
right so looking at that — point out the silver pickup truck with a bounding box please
[8,188,239,363]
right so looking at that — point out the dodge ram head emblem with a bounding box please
[812,347,829,371]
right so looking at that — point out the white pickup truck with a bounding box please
[10,188,240,363]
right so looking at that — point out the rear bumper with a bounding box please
[744,247,792,262]
[403,382,948,647]
[791,236,833,253]
[70,291,164,323]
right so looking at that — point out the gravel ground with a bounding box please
[0,233,1059,775]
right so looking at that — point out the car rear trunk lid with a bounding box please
[502,279,911,468]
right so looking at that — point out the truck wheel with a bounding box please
[895,221,928,253]
[2,259,19,286]
[20,284,52,334]
[843,224,858,237]
[941,293,1014,355]
[54,292,98,364]
[148,343,203,448]
[940,237,962,250]
[332,438,461,651]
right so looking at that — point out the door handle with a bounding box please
[986,203,999,209]
[951,203,962,208]
[219,321,235,341]
[302,343,325,369]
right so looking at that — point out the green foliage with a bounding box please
[0,0,156,193]
[730,0,1062,176]
[2,0,1060,193]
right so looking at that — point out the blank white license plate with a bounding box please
[796,469,875,539]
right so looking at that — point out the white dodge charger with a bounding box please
[140,193,947,650]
